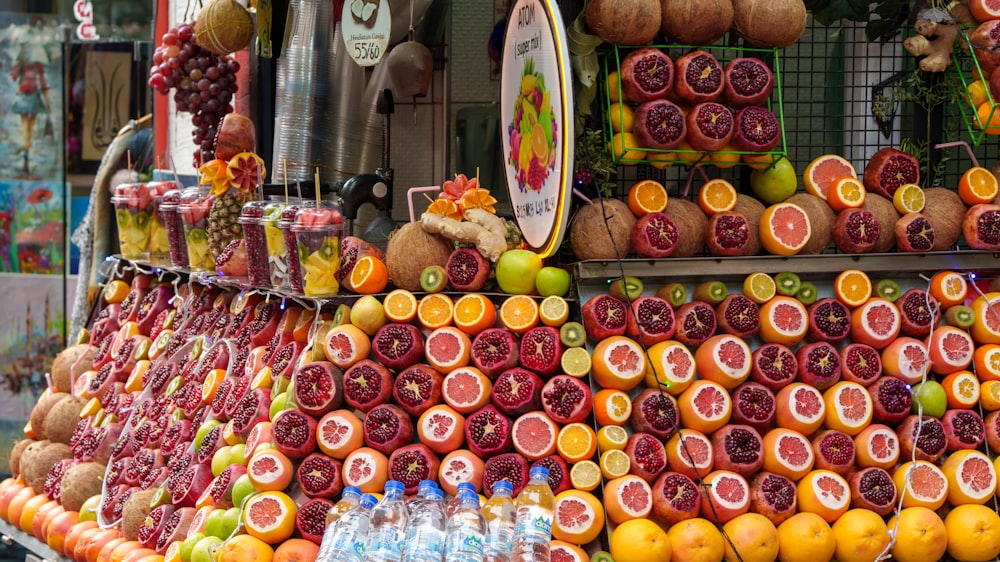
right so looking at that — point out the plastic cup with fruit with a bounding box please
[111,183,154,259]
[291,202,344,297]
[177,187,217,272]
[263,201,297,289]
[147,181,180,264]
[160,188,189,268]
[239,200,272,288]
[279,203,308,293]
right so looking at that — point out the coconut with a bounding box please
[386,222,454,292]
[787,193,835,254]
[22,442,72,494]
[28,392,67,441]
[569,198,637,260]
[922,188,967,251]
[731,0,807,48]
[861,193,901,253]
[195,0,254,56]
[60,462,105,512]
[662,198,709,258]
[121,488,158,541]
[8,439,30,478]
[660,0,733,45]
[585,0,661,46]
[732,194,764,256]
[43,394,87,445]
[51,344,93,394]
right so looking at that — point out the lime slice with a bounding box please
[561,347,591,377]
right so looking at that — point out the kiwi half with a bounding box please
[420,265,448,293]
[775,271,801,296]
[945,305,975,328]
[560,321,586,347]
[693,280,727,305]
[796,281,818,305]
[875,278,901,301]
[656,282,687,307]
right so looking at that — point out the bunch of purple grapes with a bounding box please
[147,23,240,167]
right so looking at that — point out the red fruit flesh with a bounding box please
[625,432,668,483]
[387,444,440,494]
[686,102,735,152]
[272,409,318,459]
[295,498,334,545]
[723,57,774,107]
[863,147,920,199]
[833,208,880,254]
[964,204,1000,250]
[530,456,572,495]
[895,213,936,252]
[296,453,344,498]
[633,100,686,150]
[897,288,938,338]
[811,429,855,475]
[712,424,764,477]
[631,212,680,258]
[372,323,424,372]
[749,472,797,525]
[483,453,530,496]
[620,47,674,102]
[941,409,985,452]
[674,50,724,104]
[898,415,947,462]
[674,301,717,347]
[581,295,628,342]
[839,343,882,386]
[849,467,897,516]
[465,404,513,457]
[715,294,760,338]
[795,342,841,390]
[392,364,444,418]
[519,326,562,376]
[707,212,751,257]
[293,361,343,418]
[750,343,797,390]
[446,248,490,292]
[730,382,776,432]
[361,404,413,456]
[869,376,912,424]
[807,298,851,344]
[732,106,781,152]
[651,472,701,525]
[492,368,544,417]
[626,296,676,344]
[628,388,679,441]
[470,329,521,378]
[343,359,394,412]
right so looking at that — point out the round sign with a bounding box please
[342,0,390,67]
[500,0,574,257]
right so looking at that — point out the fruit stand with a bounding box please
[12,0,1000,561]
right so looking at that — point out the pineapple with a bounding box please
[207,189,254,260]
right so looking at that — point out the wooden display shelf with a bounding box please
[0,519,70,561]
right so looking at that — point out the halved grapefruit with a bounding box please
[971,292,1000,344]
[316,409,365,459]
[929,325,975,374]
[775,383,826,435]
[341,447,389,494]
[694,335,752,390]
[850,298,901,349]
[246,449,294,492]
[942,449,997,505]
[853,424,900,470]
[243,421,273,461]
[603,475,653,524]
[645,339,696,395]
[591,336,647,391]
[759,202,811,256]
[894,460,948,510]
[762,428,814,481]
[242,490,296,544]
[666,429,714,481]
[511,410,559,461]
[699,470,750,524]
[880,337,929,384]
[424,326,471,373]
[822,381,873,436]
[803,154,857,200]
[438,449,485,497]
[678,380,733,434]
[441,367,492,414]
[323,324,370,369]
[416,404,466,455]
[549,541,589,562]
[552,489,604,545]
[759,296,808,346]
[797,470,850,523]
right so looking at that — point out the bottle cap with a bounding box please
[456,482,476,494]
[385,480,405,493]
[360,494,379,509]
[425,488,444,500]
[529,466,550,481]
[342,486,362,498]
[418,480,439,491]
[491,480,513,495]
[459,490,480,505]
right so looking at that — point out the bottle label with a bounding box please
[446,529,485,556]
[327,531,366,561]
[485,522,514,557]
[514,505,552,538]
[368,527,404,559]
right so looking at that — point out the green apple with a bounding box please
[227,444,247,466]
[190,535,222,562]
[78,494,101,523]
[204,510,228,543]
[350,295,387,336]
[219,507,241,539]
[270,392,298,420]
[609,276,644,301]
[496,249,544,295]
[535,266,571,297]
[211,445,233,477]
[750,156,797,204]
[194,419,222,451]
[911,380,947,418]
[231,474,256,508]
[180,532,205,562]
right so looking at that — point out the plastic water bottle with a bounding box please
[364,480,408,562]
[444,490,486,562]
[510,467,554,562]
[446,482,477,518]
[407,480,440,517]
[401,487,447,562]
[326,486,363,527]
[482,481,516,562]
[317,493,378,562]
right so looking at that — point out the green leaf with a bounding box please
[804,0,872,26]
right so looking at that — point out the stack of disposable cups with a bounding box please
[272,0,336,184]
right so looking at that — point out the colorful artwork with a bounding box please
[82,50,131,161]
[507,58,557,193]
[0,180,66,274]
[0,15,63,181]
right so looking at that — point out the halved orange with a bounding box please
[971,0,1000,22]
[557,422,597,463]
[980,380,1000,410]
[942,370,981,409]
[826,176,866,212]
[974,344,1000,382]
[417,293,454,330]
[453,293,496,335]
[803,154,857,200]
[698,179,738,215]
[349,256,389,294]
[759,202,811,256]
[593,389,633,426]
[383,289,418,323]
[958,166,999,206]
[834,269,872,308]
[499,294,539,334]
[627,179,668,217]
[102,280,130,304]
[929,271,968,308]
[201,368,227,403]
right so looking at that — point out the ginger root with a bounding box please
[420,209,507,262]
[904,18,960,72]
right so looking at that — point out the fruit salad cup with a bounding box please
[177,187,217,272]
[279,203,309,293]
[263,200,299,290]
[290,201,344,297]
[159,188,188,268]
[238,200,272,288]
[147,180,181,265]
[111,183,155,260]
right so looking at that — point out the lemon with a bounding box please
[969,80,990,109]
[893,183,925,214]
[609,132,646,162]
[608,102,634,133]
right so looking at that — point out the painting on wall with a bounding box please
[0,180,66,275]
[82,50,131,161]
[0,14,63,182]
